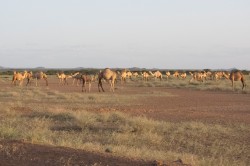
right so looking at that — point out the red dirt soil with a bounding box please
[0,77,249,165]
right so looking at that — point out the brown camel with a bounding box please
[98,68,117,92]
[12,70,28,86]
[229,71,246,90]
[26,71,48,86]
[81,74,94,92]
[71,72,82,86]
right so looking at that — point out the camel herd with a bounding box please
[12,71,48,86]
[7,69,248,92]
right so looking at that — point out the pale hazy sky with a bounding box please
[0,0,250,69]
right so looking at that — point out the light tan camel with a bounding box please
[166,71,171,79]
[142,71,149,81]
[98,68,117,92]
[173,71,179,79]
[229,71,246,90]
[180,72,187,79]
[189,72,204,83]
[132,72,139,78]
[204,71,212,80]
[222,72,230,79]
[126,71,132,79]
[148,71,154,77]
[56,72,68,85]
[26,71,48,86]
[12,70,28,86]
[212,71,223,81]
[149,71,162,81]
[120,69,127,84]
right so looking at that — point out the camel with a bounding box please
[120,69,127,84]
[180,72,187,79]
[81,74,94,92]
[126,71,132,79]
[26,71,48,86]
[173,71,179,79]
[222,72,230,79]
[71,72,82,86]
[154,71,163,80]
[56,72,68,85]
[166,71,171,79]
[189,72,204,83]
[142,71,149,81]
[229,71,246,90]
[148,71,154,77]
[98,68,117,92]
[25,71,33,85]
[149,71,162,81]
[132,72,139,78]
[204,71,212,80]
[211,71,223,81]
[12,70,28,86]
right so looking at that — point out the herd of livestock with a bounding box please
[9,68,247,92]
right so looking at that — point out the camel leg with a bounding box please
[98,79,104,92]
[110,79,115,92]
[82,79,86,92]
[19,80,23,86]
[88,82,91,92]
[241,78,246,90]
[12,79,16,86]
[12,78,15,85]
[26,79,30,86]
[63,78,67,85]
[232,80,234,91]
[189,77,193,83]
[109,81,113,92]
[45,79,48,86]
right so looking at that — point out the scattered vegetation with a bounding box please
[0,87,249,166]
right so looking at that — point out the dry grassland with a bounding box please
[0,74,249,166]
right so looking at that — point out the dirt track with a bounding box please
[0,77,249,165]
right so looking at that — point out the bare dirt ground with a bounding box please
[0,77,249,165]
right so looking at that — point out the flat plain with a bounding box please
[0,75,249,166]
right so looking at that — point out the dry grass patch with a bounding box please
[0,107,249,165]
[0,87,249,165]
